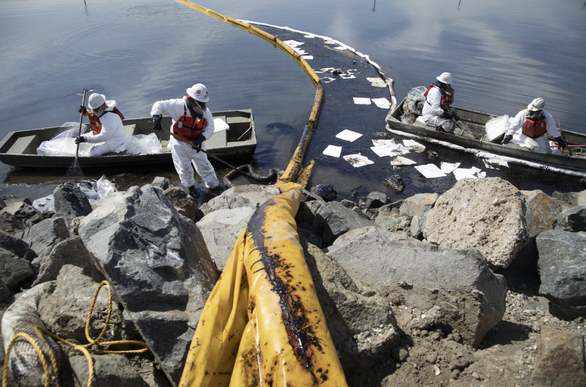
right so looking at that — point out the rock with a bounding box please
[37,265,128,345]
[1,198,44,229]
[374,213,410,234]
[69,354,150,387]
[196,207,255,270]
[313,201,375,245]
[531,326,586,386]
[399,193,438,218]
[522,190,563,237]
[302,239,400,386]
[556,206,586,232]
[32,236,105,287]
[15,217,69,269]
[53,182,92,231]
[410,211,428,240]
[200,184,280,215]
[363,191,389,209]
[426,177,529,269]
[326,226,507,347]
[311,184,337,202]
[384,174,405,193]
[163,186,198,221]
[0,279,11,303]
[152,176,171,191]
[0,212,24,235]
[0,232,37,292]
[537,230,586,318]
[78,184,219,384]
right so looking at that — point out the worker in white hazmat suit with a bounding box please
[501,97,566,154]
[150,83,221,196]
[76,93,126,156]
[421,72,457,133]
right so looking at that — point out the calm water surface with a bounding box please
[1,0,585,199]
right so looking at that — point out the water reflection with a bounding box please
[1,0,585,199]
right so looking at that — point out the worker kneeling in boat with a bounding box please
[150,83,221,197]
[421,72,457,133]
[76,93,126,156]
[501,98,566,154]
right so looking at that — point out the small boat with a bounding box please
[386,98,586,174]
[0,109,256,169]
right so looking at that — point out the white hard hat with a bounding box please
[186,83,209,102]
[88,93,106,109]
[436,72,453,85]
[528,97,545,111]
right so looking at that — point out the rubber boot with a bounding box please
[188,185,199,197]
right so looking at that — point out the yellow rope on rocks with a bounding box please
[174,0,323,185]
[2,281,149,387]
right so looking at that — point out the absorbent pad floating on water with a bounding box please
[336,129,362,142]
[371,97,391,109]
[343,153,374,167]
[415,164,447,178]
[353,97,371,105]
[323,145,342,158]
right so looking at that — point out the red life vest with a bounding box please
[522,112,547,138]
[172,105,207,144]
[424,83,452,110]
[88,107,125,135]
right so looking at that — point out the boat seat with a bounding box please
[206,129,227,148]
[160,140,169,152]
[124,124,137,137]
[7,135,40,155]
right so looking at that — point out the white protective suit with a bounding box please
[150,97,219,189]
[505,109,560,154]
[81,100,126,156]
[421,85,454,132]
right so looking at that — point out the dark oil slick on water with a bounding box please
[0,0,585,200]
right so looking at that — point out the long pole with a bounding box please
[76,89,90,158]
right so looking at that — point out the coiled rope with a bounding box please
[3,281,149,387]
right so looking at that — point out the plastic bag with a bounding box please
[407,85,428,102]
[485,115,510,142]
[123,134,162,155]
[37,125,83,156]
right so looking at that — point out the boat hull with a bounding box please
[386,100,586,173]
[0,110,257,169]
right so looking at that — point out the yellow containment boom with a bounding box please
[179,182,348,386]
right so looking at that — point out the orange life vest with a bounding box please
[172,105,207,143]
[424,83,452,110]
[87,107,125,135]
[522,112,547,138]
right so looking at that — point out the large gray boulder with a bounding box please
[313,201,375,245]
[556,206,586,232]
[426,177,529,269]
[199,184,280,215]
[78,184,219,385]
[326,226,507,347]
[15,217,69,269]
[196,207,255,270]
[53,182,92,231]
[537,230,586,318]
[0,232,37,292]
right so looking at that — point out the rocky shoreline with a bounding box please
[0,176,585,386]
